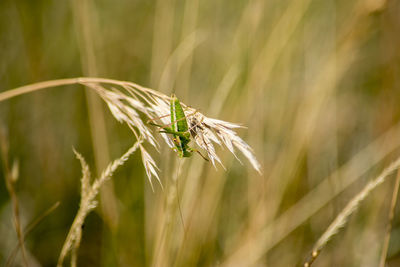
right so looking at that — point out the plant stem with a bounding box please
[0,77,166,103]
[0,132,29,267]
[6,202,60,267]
[0,78,78,102]
[379,168,400,267]
[57,140,141,267]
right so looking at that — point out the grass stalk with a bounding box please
[0,78,134,102]
[6,202,60,267]
[303,157,400,267]
[379,168,400,267]
[0,130,29,267]
[0,77,168,103]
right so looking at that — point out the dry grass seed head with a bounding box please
[0,77,261,187]
[79,80,262,187]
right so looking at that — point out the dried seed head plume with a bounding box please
[81,81,165,185]
[77,79,262,182]
[185,110,262,174]
[85,83,157,147]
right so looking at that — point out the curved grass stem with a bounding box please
[0,77,165,103]
[379,169,400,267]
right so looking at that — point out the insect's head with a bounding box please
[189,116,203,137]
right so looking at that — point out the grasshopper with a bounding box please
[148,94,208,161]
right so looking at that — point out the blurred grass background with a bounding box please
[1,0,400,266]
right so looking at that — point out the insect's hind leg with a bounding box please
[158,129,189,138]
[146,113,171,124]
[188,147,209,161]
[148,122,167,128]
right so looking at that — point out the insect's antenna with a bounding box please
[195,150,209,161]
[146,113,170,124]
[152,110,199,129]
[175,159,186,233]
[170,110,198,128]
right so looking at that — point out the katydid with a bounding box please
[148,94,208,161]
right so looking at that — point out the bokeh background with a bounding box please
[1,0,400,266]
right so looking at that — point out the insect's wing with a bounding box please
[170,94,189,133]
[170,95,177,133]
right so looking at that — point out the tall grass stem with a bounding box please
[379,169,400,267]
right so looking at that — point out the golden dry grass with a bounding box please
[1,0,400,266]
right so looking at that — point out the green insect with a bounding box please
[148,94,208,161]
